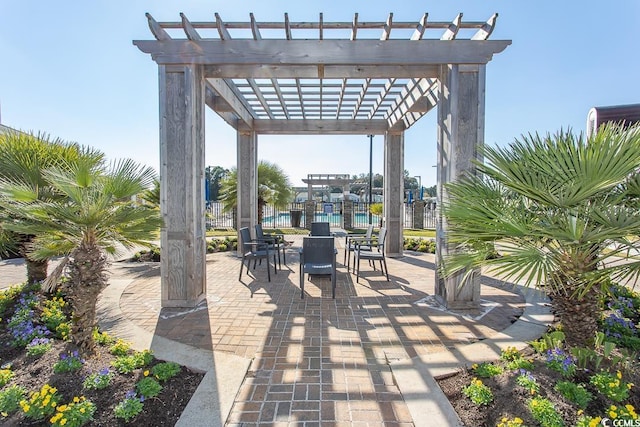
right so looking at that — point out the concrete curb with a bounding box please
[96,279,251,427]
[390,284,554,427]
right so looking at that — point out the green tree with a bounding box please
[205,166,228,202]
[140,178,160,207]
[219,161,292,224]
[442,124,640,347]
[0,130,103,283]
[0,157,162,354]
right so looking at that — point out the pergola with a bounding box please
[134,11,510,309]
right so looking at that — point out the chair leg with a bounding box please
[266,256,271,282]
[382,257,389,281]
[239,255,245,280]
[300,269,305,299]
[331,271,336,299]
[273,252,278,275]
[282,245,286,265]
[356,253,361,283]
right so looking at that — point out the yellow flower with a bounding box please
[22,403,30,412]
[617,371,622,379]
[472,364,478,369]
[80,407,85,413]
[57,404,68,412]
[610,410,618,419]
[60,419,67,426]
[73,396,80,403]
[144,370,150,377]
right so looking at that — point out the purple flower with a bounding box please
[99,368,110,376]
[125,390,137,399]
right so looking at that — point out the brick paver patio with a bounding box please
[113,234,525,426]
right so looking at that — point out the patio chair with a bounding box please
[254,223,286,268]
[310,221,331,236]
[344,224,374,272]
[355,227,389,283]
[299,236,337,299]
[238,227,277,282]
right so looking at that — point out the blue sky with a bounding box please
[1,1,639,188]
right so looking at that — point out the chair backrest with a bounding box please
[376,227,387,251]
[310,222,330,236]
[365,224,374,239]
[239,227,252,249]
[302,237,335,265]
[254,223,265,239]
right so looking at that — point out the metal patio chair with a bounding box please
[254,223,286,268]
[310,221,331,236]
[238,227,277,282]
[299,236,337,299]
[344,224,374,271]
[355,227,389,283]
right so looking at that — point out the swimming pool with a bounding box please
[262,212,380,228]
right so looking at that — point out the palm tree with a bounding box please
[219,160,292,224]
[205,165,228,202]
[442,124,640,347]
[0,157,162,354]
[0,130,103,283]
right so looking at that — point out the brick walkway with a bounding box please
[112,235,525,426]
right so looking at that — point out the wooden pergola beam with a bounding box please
[133,39,511,66]
[247,119,391,135]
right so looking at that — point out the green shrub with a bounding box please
[151,362,181,381]
[471,362,503,378]
[590,370,632,402]
[114,391,144,422]
[0,368,13,387]
[462,378,493,406]
[53,351,84,373]
[92,328,116,346]
[554,381,592,409]
[136,376,162,398]
[0,385,26,417]
[108,339,131,356]
[528,397,563,427]
[516,370,540,395]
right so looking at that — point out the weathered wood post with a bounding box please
[435,64,486,310]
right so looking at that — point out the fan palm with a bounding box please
[0,157,162,354]
[442,124,640,347]
[219,160,292,223]
[0,130,103,283]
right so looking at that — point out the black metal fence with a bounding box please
[206,202,436,229]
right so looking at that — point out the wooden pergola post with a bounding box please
[159,64,206,308]
[435,64,486,310]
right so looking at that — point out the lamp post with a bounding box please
[368,134,374,225]
[413,175,421,200]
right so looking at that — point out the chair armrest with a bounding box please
[263,232,285,242]
[243,240,270,250]
[255,236,277,244]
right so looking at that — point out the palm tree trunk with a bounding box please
[18,236,48,284]
[258,198,265,224]
[550,287,601,347]
[64,242,109,355]
[25,257,48,285]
